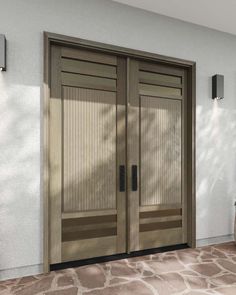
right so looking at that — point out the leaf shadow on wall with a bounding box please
[196,76,236,239]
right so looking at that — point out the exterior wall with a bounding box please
[0,0,236,280]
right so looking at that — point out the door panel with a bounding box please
[63,87,117,212]
[128,60,186,252]
[49,45,127,264]
[140,96,182,206]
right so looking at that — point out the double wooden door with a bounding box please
[49,44,187,264]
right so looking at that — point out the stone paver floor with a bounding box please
[1,242,236,294]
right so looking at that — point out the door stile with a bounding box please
[116,57,127,253]
[127,58,140,252]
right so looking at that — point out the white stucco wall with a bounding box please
[0,0,236,280]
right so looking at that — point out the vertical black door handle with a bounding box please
[119,165,126,192]
[132,165,138,191]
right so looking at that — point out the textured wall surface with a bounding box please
[0,0,236,280]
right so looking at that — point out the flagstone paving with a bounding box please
[1,242,236,294]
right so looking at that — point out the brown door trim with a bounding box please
[43,31,196,273]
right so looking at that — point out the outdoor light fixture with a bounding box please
[0,34,6,71]
[212,74,224,100]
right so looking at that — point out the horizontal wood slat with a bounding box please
[63,222,117,233]
[140,208,182,219]
[140,215,182,224]
[62,227,117,241]
[62,236,117,262]
[140,204,181,212]
[140,83,182,99]
[62,72,117,91]
[62,58,117,79]
[140,71,182,87]
[139,61,184,77]
[140,220,182,232]
[62,209,117,219]
[61,47,117,65]
[62,215,117,227]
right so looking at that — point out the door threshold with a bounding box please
[50,243,189,271]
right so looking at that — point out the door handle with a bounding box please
[131,165,138,191]
[119,165,126,192]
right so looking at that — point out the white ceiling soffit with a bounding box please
[112,0,236,36]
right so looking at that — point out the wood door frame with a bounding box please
[43,31,196,273]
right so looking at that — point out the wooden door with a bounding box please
[49,44,189,265]
[128,59,187,251]
[49,45,127,264]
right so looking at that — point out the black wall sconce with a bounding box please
[212,74,224,100]
[0,34,6,71]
